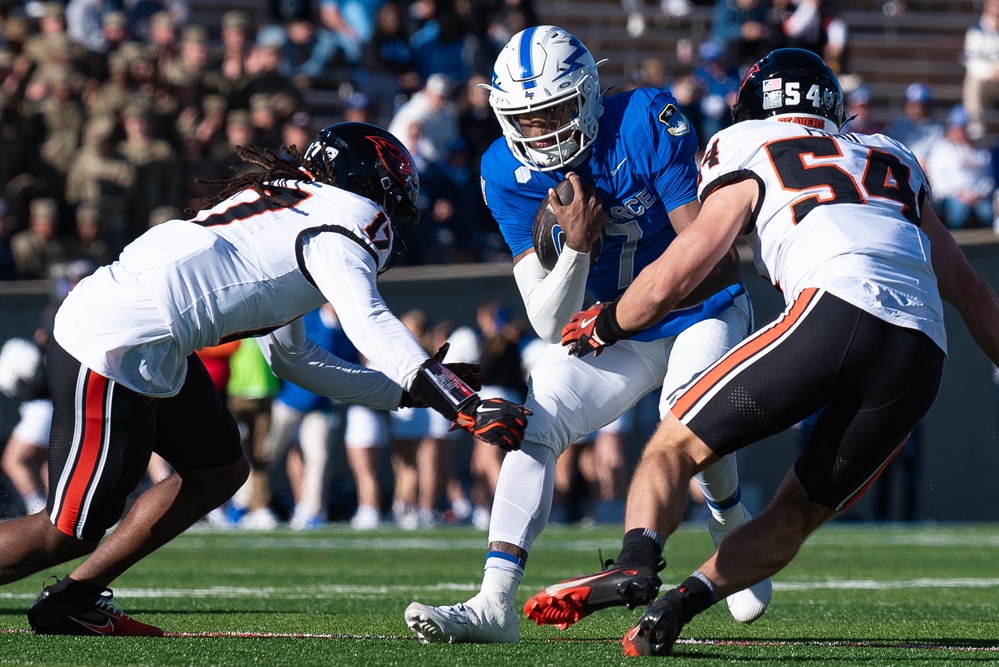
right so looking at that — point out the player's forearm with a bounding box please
[674,245,741,309]
[514,249,590,343]
[257,333,402,410]
[951,273,999,368]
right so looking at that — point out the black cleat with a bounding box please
[622,585,692,656]
[27,577,163,637]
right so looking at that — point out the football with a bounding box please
[531,179,603,272]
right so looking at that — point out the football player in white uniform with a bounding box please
[554,48,999,656]
[0,122,530,636]
[405,26,771,645]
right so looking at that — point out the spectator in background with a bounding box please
[464,300,527,531]
[11,197,67,279]
[388,73,459,162]
[31,64,86,181]
[360,1,412,119]
[23,2,87,71]
[409,2,473,82]
[0,337,50,517]
[388,309,434,528]
[0,199,18,280]
[68,202,114,267]
[65,116,135,251]
[317,0,384,66]
[691,39,740,145]
[64,0,121,54]
[249,93,283,150]
[884,82,943,167]
[843,85,882,134]
[147,10,179,79]
[281,110,314,156]
[458,74,501,160]
[162,24,212,111]
[263,304,359,529]
[280,15,336,82]
[923,104,995,230]
[709,0,774,68]
[119,101,179,244]
[962,0,999,140]
[773,0,848,73]
[242,27,304,119]
[225,339,282,529]
[195,341,241,403]
[343,91,372,123]
[345,401,390,529]
[205,10,252,100]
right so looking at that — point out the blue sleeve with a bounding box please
[480,144,547,258]
[640,90,700,211]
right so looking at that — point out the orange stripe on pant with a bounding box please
[55,370,109,536]
[671,287,820,420]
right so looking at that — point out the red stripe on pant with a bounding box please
[55,370,109,536]
[671,287,820,420]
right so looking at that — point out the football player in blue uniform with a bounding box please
[405,26,771,644]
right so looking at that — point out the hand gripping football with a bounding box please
[532,179,603,272]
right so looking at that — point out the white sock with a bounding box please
[693,454,741,523]
[479,564,522,605]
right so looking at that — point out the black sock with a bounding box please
[48,577,105,600]
[676,574,718,622]
[615,528,664,569]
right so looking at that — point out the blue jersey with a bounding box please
[480,87,744,342]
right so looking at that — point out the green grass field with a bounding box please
[0,522,997,666]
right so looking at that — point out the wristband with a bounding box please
[408,359,477,420]
[594,300,635,344]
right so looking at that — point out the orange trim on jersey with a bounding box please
[55,371,108,536]
[671,287,820,420]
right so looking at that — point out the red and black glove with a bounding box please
[561,301,634,357]
[451,397,532,451]
[399,343,482,408]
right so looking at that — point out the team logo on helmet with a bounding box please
[367,135,414,183]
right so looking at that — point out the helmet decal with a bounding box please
[554,37,590,82]
[367,134,414,183]
[517,25,540,87]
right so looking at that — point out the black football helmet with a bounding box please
[304,122,420,270]
[731,48,845,129]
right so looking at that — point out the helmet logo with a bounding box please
[822,89,837,110]
[367,135,413,183]
[554,40,589,82]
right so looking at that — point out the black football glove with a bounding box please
[399,343,482,408]
[450,397,532,451]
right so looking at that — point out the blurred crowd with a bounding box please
[0,0,532,283]
[627,0,999,234]
[1,0,998,288]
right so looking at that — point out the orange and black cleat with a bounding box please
[523,558,664,630]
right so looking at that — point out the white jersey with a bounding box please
[698,120,947,352]
[54,180,428,399]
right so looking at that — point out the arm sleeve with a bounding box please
[513,247,591,343]
[257,321,402,411]
[302,230,430,391]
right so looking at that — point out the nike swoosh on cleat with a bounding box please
[70,615,114,634]
[541,570,618,595]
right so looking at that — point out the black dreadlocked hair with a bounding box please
[187,143,336,215]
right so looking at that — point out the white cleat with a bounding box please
[708,502,773,624]
[405,596,518,644]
